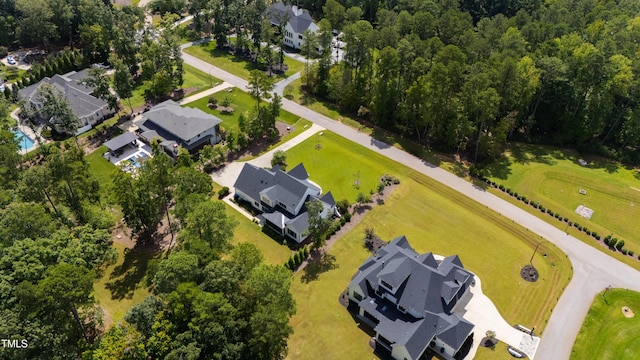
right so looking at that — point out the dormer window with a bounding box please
[380,279,393,292]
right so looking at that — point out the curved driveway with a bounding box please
[181,47,640,360]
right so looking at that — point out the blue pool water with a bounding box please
[12,129,35,151]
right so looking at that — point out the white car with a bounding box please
[7,56,16,65]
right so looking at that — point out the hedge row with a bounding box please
[285,246,310,271]
[481,177,637,260]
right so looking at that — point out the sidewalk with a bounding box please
[179,81,232,105]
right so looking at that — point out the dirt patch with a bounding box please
[622,306,635,318]
[232,121,293,160]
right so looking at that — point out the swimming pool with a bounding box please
[12,129,35,151]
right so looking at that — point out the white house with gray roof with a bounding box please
[346,236,475,360]
[233,163,337,242]
[134,100,222,156]
[18,69,115,134]
[267,2,319,50]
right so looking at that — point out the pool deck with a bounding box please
[104,141,153,171]
[11,108,46,155]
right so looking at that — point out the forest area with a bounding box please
[297,0,640,165]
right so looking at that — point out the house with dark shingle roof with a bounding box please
[233,163,337,242]
[346,236,475,360]
[134,100,222,156]
[267,2,319,50]
[18,69,115,134]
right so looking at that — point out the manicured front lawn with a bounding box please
[184,87,307,131]
[183,40,304,79]
[474,341,513,360]
[484,143,640,255]
[93,243,154,325]
[128,64,220,109]
[285,132,572,360]
[571,289,640,360]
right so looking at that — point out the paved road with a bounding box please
[181,45,640,360]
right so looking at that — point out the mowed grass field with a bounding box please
[285,132,572,360]
[571,289,640,360]
[183,40,304,79]
[224,202,291,265]
[485,143,640,252]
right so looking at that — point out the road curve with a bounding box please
[181,46,640,360]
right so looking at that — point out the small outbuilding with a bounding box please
[104,132,138,157]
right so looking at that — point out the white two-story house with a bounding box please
[267,2,319,50]
[234,163,337,242]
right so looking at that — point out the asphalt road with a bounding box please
[181,46,640,360]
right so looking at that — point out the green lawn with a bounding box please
[93,243,154,324]
[128,64,220,109]
[571,289,640,360]
[183,40,304,79]
[225,202,291,265]
[0,64,25,82]
[183,87,311,150]
[285,132,572,360]
[86,145,119,193]
[474,342,513,360]
[484,143,640,255]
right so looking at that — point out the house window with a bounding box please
[353,291,363,301]
[298,34,303,39]
[254,201,260,207]
[287,228,296,237]
[277,201,287,209]
[398,305,406,313]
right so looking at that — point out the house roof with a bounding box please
[267,1,316,34]
[348,236,475,358]
[104,132,138,151]
[287,163,309,180]
[140,100,222,143]
[19,70,109,119]
[234,163,334,237]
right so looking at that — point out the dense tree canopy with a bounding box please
[296,0,640,164]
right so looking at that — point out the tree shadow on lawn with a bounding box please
[510,143,560,166]
[483,154,513,180]
[301,251,338,283]
[105,243,160,301]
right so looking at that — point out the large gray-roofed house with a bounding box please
[18,69,115,134]
[267,2,319,50]
[346,236,475,360]
[233,163,337,243]
[134,100,222,156]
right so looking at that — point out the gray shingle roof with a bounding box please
[141,100,222,142]
[104,132,137,151]
[267,1,316,33]
[347,236,475,359]
[19,71,109,119]
[287,163,309,180]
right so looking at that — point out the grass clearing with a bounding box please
[485,143,640,255]
[128,64,220,109]
[285,132,572,360]
[474,341,512,360]
[225,202,291,265]
[93,243,154,324]
[571,289,640,360]
[183,87,311,156]
[183,40,304,79]
[86,145,118,193]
